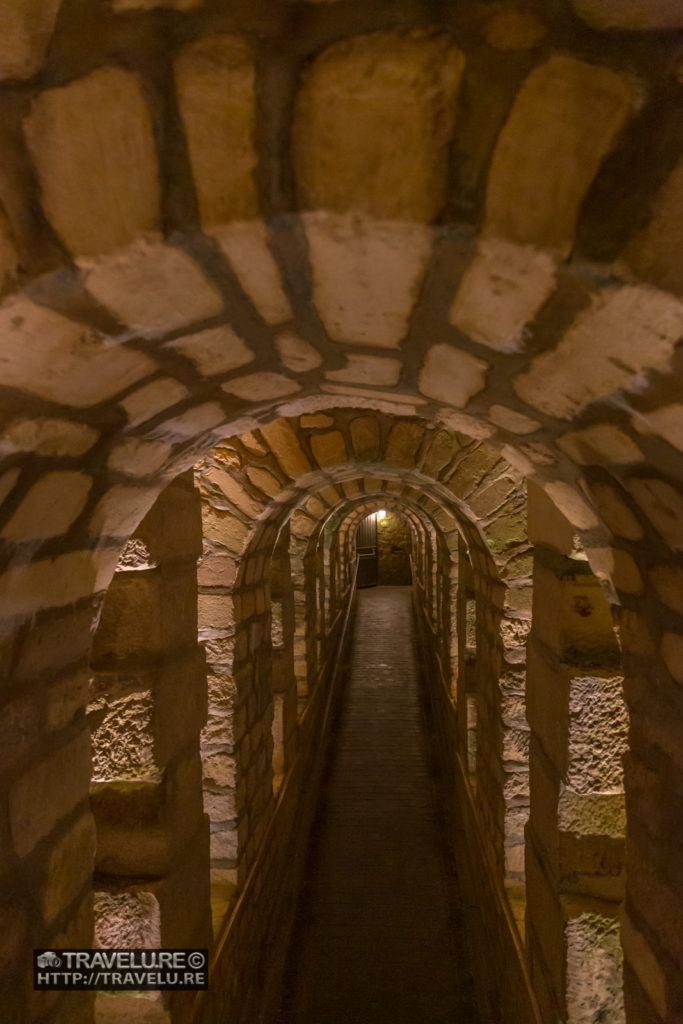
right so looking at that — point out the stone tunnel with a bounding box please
[1,0,683,1021]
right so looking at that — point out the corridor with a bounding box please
[277,586,481,1024]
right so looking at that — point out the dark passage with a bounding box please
[277,586,481,1024]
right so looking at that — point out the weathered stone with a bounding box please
[565,914,624,1024]
[0,296,155,406]
[558,424,643,466]
[305,213,432,349]
[585,482,643,541]
[211,223,291,322]
[167,325,254,377]
[632,402,683,453]
[0,417,98,457]
[488,405,540,435]
[386,421,424,468]
[293,32,464,221]
[9,730,92,856]
[325,354,401,387]
[25,66,160,255]
[419,343,488,407]
[650,564,683,616]
[41,812,96,925]
[175,35,258,225]
[626,476,683,551]
[624,157,683,295]
[0,548,116,620]
[450,239,556,351]
[543,480,599,531]
[259,419,311,478]
[80,240,224,335]
[222,373,300,402]
[159,403,228,440]
[0,0,62,81]
[245,466,282,498]
[91,691,157,782]
[94,891,160,950]
[120,377,189,428]
[514,286,683,418]
[485,55,635,253]
[2,471,92,541]
[310,430,347,467]
[275,332,323,372]
[202,467,261,518]
[108,438,172,477]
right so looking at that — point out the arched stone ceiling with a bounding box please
[0,6,682,635]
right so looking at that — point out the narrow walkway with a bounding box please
[277,586,481,1024]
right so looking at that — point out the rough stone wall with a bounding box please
[89,472,211,1023]
[376,511,412,586]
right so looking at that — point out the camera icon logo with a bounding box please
[37,952,62,969]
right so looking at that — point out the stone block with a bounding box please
[80,239,224,335]
[310,430,346,467]
[514,286,683,418]
[90,690,157,783]
[175,35,258,226]
[25,66,160,255]
[167,324,254,377]
[275,331,323,373]
[565,912,625,1024]
[305,213,432,349]
[293,31,464,221]
[557,424,642,467]
[0,417,98,458]
[0,0,61,81]
[211,222,291,323]
[0,295,155,406]
[259,419,312,478]
[0,548,116,622]
[626,476,683,551]
[91,571,164,665]
[2,471,92,541]
[419,342,488,408]
[451,238,556,352]
[486,55,635,254]
[583,481,643,541]
[41,812,96,924]
[9,729,92,856]
[201,505,250,552]
[571,0,683,30]
[222,372,300,402]
[95,824,168,877]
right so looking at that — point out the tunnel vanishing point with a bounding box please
[2,0,683,1021]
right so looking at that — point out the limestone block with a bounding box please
[310,430,346,467]
[203,468,262,518]
[94,891,160,951]
[0,548,116,620]
[1,471,92,541]
[120,377,189,428]
[557,424,642,466]
[0,417,98,457]
[305,213,432,348]
[488,404,540,435]
[301,413,333,428]
[159,402,228,440]
[175,35,258,226]
[25,66,160,255]
[583,482,643,541]
[41,812,96,925]
[201,505,249,552]
[632,402,683,453]
[626,476,683,551]
[211,223,291,322]
[0,296,155,406]
[558,791,626,838]
[222,372,300,402]
[90,691,157,782]
[322,383,422,411]
[153,659,207,766]
[293,32,464,221]
[275,332,322,372]
[80,239,224,335]
[197,554,238,589]
[325,353,400,387]
[9,729,92,856]
[565,914,624,1024]
[485,55,635,254]
[620,913,667,1021]
[259,419,312,478]
[571,0,683,30]
[527,479,574,551]
[0,0,61,81]
[419,343,488,407]
[91,573,163,664]
[108,438,172,477]
[385,421,424,468]
[167,325,254,377]
[450,239,556,352]
[95,824,168,876]
[542,481,599,531]
[566,675,627,793]
[514,286,683,418]
[245,466,282,498]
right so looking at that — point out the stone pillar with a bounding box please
[90,472,211,1023]
[526,483,626,1024]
